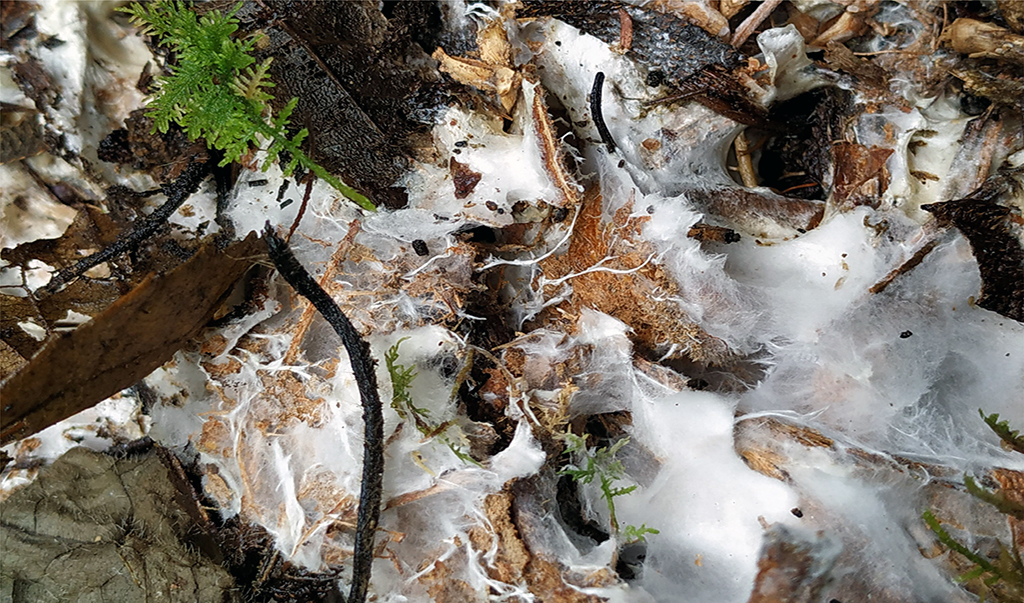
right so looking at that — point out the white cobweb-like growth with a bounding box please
[4,3,1022,602]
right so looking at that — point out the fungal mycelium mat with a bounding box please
[2,1,1023,602]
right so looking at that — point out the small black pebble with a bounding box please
[724,231,741,243]
[552,207,568,222]
[830,600,842,603]
[791,507,803,518]
[900,330,913,338]
[555,40,562,46]
[280,199,294,209]
[454,140,468,148]
[960,93,990,116]
[412,239,429,256]
[248,179,269,187]
[618,159,626,168]
[646,205,655,214]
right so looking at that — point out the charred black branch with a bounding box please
[263,224,384,603]
[38,157,211,296]
[591,72,616,153]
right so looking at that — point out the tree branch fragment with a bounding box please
[262,224,384,603]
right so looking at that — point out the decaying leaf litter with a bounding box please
[2,1,1024,602]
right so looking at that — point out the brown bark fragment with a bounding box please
[531,88,579,207]
[748,525,838,603]
[421,560,478,602]
[535,188,729,363]
[832,142,893,209]
[0,235,260,444]
[451,157,483,199]
[992,468,1024,551]
[468,492,531,584]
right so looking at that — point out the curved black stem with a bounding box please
[591,72,616,153]
[263,223,384,603]
[38,157,211,296]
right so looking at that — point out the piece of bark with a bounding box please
[922,195,1024,323]
[534,187,731,363]
[237,0,447,209]
[747,524,841,603]
[686,187,824,239]
[518,2,765,124]
[0,447,237,602]
[0,234,261,444]
[831,142,893,209]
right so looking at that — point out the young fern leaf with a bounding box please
[923,510,999,580]
[232,58,275,104]
[621,523,660,544]
[558,432,653,536]
[981,409,1024,455]
[119,0,374,211]
[965,474,1024,520]
[384,338,479,467]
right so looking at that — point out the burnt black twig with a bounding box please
[262,223,384,603]
[38,157,211,296]
[591,72,616,153]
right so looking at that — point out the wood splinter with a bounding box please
[263,223,384,603]
[733,130,758,188]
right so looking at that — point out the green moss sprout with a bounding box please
[385,338,478,466]
[922,409,1024,602]
[559,432,658,541]
[120,1,374,210]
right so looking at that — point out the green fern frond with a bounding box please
[119,0,374,210]
[980,410,1024,455]
[384,338,478,466]
[622,523,660,543]
[233,58,275,103]
[965,474,1024,520]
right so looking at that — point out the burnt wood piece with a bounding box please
[37,157,210,296]
[238,0,450,209]
[519,1,766,124]
[263,224,384,603]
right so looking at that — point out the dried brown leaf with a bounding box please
[0,234,261,444]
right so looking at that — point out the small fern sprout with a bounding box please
[120,1,374,210]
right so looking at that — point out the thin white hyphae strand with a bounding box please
[539,252,659,289]
[733,408,831,425]
[463,526,534,601]
[477,206,582,271]
[403,540,461,584]
[403,237,458,279]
